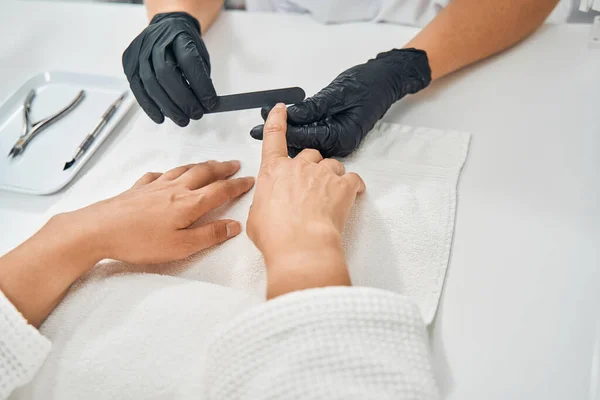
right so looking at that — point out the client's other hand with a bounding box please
[0,161,254,327]
[247,104,366,298]
[72,160,254,264]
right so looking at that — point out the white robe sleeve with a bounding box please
[205,286,439,400]
[0,291,51,400]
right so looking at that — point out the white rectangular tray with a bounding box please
[0,71,135,195]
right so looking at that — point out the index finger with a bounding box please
[261,103,288,163]
[173,34,218,110]
[343,172,366,194]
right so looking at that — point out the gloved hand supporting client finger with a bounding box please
[250,48,431,158]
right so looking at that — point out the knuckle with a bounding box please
[337,177,351,190]
[202,160,218,172]
[208,181,231,200]
[194,192,208,206]
[316,163,331,174]
[262,122,285,135]
[138,67,154,82]
[261,159,281,173]
[345,174,362,190]
[330,158,343,168]
[226,182,243,199]
[153,61,169,77]
[212,180,227,192]
[141,172,156,180]
[295,156,310,166]
[209,223,226,240]
[222,181,239,197]
[348,172,362,181]
[304,149,321,159]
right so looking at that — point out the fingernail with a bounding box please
[230,160,241,168]
[226,221,241,238]
[274,103,285,109]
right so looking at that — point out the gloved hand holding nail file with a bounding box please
[123,12,216,127]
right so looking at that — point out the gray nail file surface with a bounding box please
[206,87,305,113]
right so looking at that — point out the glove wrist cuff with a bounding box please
[375,48,432,97]
[150,11,202,34]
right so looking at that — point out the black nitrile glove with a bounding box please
[250,48,431,157]
[123,12,217,127]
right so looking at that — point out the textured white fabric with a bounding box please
[245,0,574,26]
[11,273,260,399]
[44,119,470,324]
[0,291,50,400]
[4,278,437,399]
[206,286,438,400]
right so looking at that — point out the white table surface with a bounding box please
[1,1,599,399]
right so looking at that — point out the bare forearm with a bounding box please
[0,214,100,327]
[145,0,224,33]
[406,0,559,80]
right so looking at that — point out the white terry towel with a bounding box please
[41,115,470,324]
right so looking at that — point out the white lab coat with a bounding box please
[245,0,575,27]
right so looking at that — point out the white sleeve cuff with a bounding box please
[206,286,439,400]
[0,290,51,399]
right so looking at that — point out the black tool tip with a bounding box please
[63,159,75,170]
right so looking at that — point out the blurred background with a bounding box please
[40,0,599,23]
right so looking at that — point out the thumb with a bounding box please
[183,219,242,251]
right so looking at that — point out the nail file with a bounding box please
[205,87,306,113]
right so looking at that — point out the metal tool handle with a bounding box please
[19,90,36,139]
[20,90,86,148]
[81,119,108,151]
[34,90,86,128]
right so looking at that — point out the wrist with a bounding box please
[375,48,432,95]
[0,213,104,327]
[44,212,106,269]
[150,12,201,33]
[264,234,351,299]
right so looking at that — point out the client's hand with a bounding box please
[247,104,365,299]
[77,160,254,264]
[0,161,253,326]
